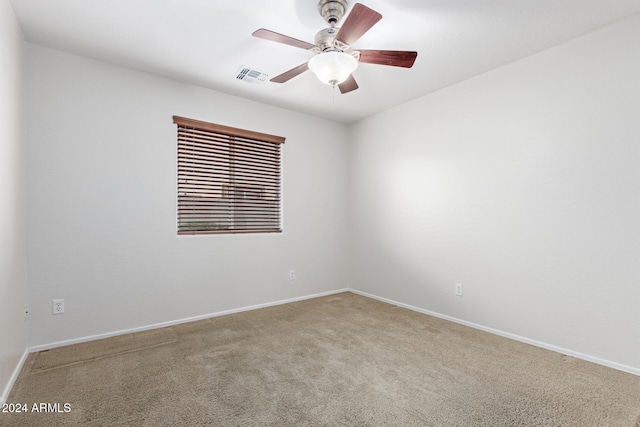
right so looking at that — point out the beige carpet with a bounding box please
[3,292,640,426]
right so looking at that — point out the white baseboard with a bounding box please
[26,287,638,378]
[0,348,29,405]
[29,288,350,353]
[349,288,640,377]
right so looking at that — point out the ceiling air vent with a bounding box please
[234,66,269,84]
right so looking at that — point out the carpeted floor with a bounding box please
[3,292,640,426]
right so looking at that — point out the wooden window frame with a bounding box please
[174,116,285,235]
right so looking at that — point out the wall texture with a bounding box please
[349,14,640,373]
[0,0,28,404]
[26,44,350,348]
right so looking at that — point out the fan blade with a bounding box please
[252,29,316,50]
[335,3,382,46]
[358,50,418,68]
[338,74,359,94]
[270,63,309,83]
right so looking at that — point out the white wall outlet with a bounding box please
[455,284,463,297]
[52,299,64,314]
[289,270,296,281]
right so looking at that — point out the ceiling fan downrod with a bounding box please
[318,0,348,27]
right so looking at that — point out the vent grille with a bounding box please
[234,66,269,84]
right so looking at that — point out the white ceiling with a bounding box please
[10,0,640,123]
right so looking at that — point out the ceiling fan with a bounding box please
[252,0,418,94]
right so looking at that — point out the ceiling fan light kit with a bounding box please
[252,1,417,94]
[308,51,358,86]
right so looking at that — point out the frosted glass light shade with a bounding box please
[308,51,358,86]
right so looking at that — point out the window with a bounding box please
[174,116,285,234]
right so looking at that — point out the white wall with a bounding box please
[0,0,28,404]
[349,14,640,373]
[26,44,350,348]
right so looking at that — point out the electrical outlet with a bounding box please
[52,299,64,315]
[289,270,296,281]
[455,284,463,297]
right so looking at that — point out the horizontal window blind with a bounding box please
[174,116,285,235]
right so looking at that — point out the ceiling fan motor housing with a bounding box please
[315,27,340,52]
[318,0,348,26]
